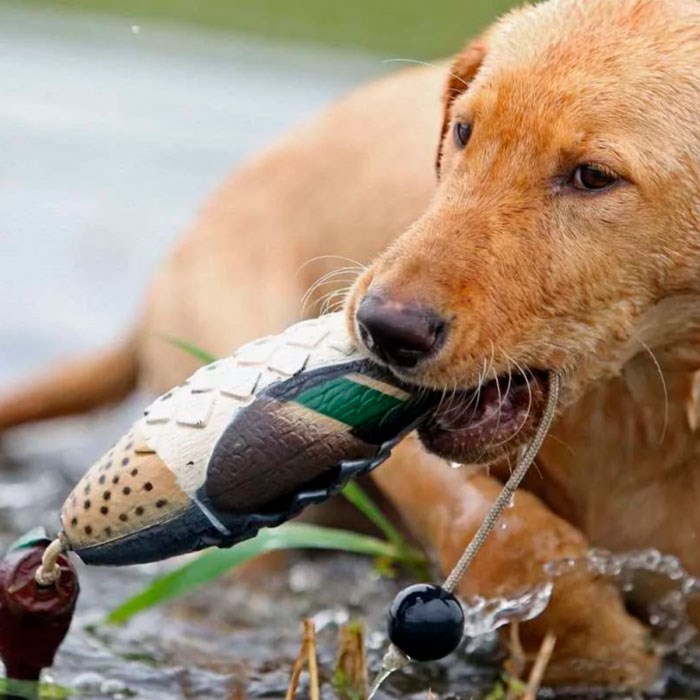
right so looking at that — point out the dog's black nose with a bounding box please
[356,295,447,368]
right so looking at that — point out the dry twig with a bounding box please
[523,632,556,700]
[505,621,527,699]
[334,622,369,699]
[286,619,320,700]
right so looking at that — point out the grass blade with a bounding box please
[341,482,408,555]
[0,678,75,699]
[108,523,400,624]
[158,335,218,365]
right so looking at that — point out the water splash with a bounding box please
[462,582,554,637]
[546,548,696,585]
[460,549,700,658]
[547,548,700,657]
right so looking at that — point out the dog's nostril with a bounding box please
[356,295,447,368]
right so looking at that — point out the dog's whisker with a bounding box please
[318,286,354,316]
[439,377,462,418]
[300,268,363,306]
[472,362,485,422]
[296,255,367,278]
[487,341,497,381]
[323,297,351,316]
[300,274,351,314]
[478,363,504,462]
[496,352,535,448]
[382,58,472,89]
[507,353,532,407]
[633,334,669,445]
[545,432,577,458]
[467,351,492,423]
[300,268,363,317]
[471,359,511,462]
[487,355,532,452]
[303,268,363,301]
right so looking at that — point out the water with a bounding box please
[547,549,700,651]
[462,584,554,638]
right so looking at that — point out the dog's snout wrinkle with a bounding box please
[356,294,447,368]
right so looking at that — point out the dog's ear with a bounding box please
[436,38,488,175]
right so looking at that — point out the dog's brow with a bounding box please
[556,140,630,173]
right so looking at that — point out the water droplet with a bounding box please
[289,562,322,593]
[101,679,128,695]
[311,606,350,631]
[131,25,141,34]
[368,645,410,700]
[74,672,104,691]
[366,630,385,651]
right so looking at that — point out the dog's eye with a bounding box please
[571,164,618,191]
[453,122,472,149]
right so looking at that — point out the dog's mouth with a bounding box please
[417,369,550,464]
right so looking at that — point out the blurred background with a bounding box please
[2,0,516,387]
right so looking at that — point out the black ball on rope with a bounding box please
[387,583,465,662]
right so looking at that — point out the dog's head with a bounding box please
[346,0,700,463]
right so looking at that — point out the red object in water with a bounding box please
[0,537,79,682]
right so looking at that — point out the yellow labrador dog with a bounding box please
[4,0,700,686]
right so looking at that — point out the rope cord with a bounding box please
[443,373,560,592]
[34,534,69,587]
[369,372,562,700]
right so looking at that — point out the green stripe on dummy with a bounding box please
[9,527,51,552]
[294,377,404,427]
